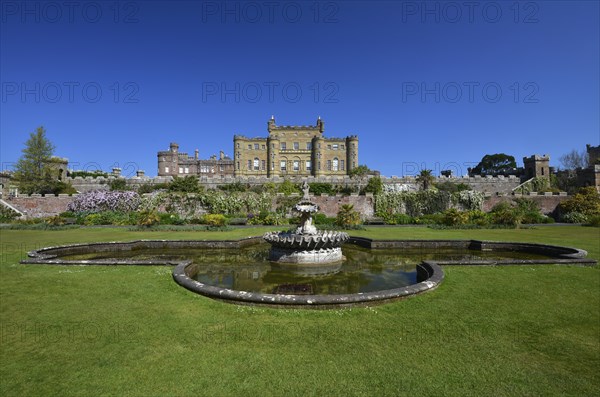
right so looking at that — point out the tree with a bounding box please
[362,176,383,195]
[416,169,434,191]
[14,126,60,194]
[336,204,361,227]
[559,149,588,170]
[470,154,517,176]
[349,164,371,193]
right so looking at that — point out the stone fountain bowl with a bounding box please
[263,230,349,250]
[294,201,319,213]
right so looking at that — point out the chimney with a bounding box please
[195,149,199,160]
[136,170,145,178]
[169,142,179,153]
[112,167,121,177]
[220,150,224,160]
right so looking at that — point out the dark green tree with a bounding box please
[349,164,371,193]
[14,126,61,194]
[470,154,517,176]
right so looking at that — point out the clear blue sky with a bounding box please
[1,0,598,177]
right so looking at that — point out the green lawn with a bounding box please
[1,226,598,396]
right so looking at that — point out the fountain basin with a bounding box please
[21,237,595,308]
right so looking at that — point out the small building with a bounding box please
[157,144,234,178]
[523,154,550,179]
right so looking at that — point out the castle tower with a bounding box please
[346,135,359,174]
[157,142,180,176]
[233,136,242,174]
[523,154,550,179]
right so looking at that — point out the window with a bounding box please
[236,143,240,148]
[340,160,345,170]
[271,143,274,149]
[262,144,265,150]
[280,142,286,150]
[332,144,338,150]
[280,160,286,171]
[165,167,169,173]
[318,161,321,170]
[253,158,260,171]
[327,160,331,171]
[327,144,331,150]
[293,160,299,171]
[332,158,338,171]
[306,160,311,171]
[179,167,183,174]
[318,143,321,149]
[261,160,266,170]
[271,162,275,170]
[254,144,259,150]
[219,165,223,172]
[247,160,252,170]
[306,142,312,150]
[237,162,240,170]
[293,142,299,150]
[341,144,345,150]
[248,144,252,150]
[184,167,189,174]
[200,165,210,173]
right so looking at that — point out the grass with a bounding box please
[1,226,598,396]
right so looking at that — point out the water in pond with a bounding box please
[59,244,550,295]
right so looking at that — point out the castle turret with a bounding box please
[523,154,550,179]
[157,142,180,176]
[346,135,359,174]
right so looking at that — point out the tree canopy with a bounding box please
[470,154,517,176]
[14,127,59,194]
[559,149,588,170]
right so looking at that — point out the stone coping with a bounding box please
[21,237,596,308]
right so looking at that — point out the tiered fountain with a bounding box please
[263,182,349,264]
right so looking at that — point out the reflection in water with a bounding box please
[60,243,550,295]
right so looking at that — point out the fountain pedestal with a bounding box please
[263,182,349,265]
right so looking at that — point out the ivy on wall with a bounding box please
[375,190,484,217]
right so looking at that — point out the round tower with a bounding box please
[158,142,179,176]
[346,135,359,174]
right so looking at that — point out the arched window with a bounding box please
[332,158,339,171]
[253,158,260,171]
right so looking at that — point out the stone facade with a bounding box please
[157,143,235,178]
[482,193,570,215]
[587,144,600,165]
[233,117,358,177]
[523,154,550,179]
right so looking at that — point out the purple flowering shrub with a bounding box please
[67,190,141,213]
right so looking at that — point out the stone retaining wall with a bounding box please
[482,194,569,214]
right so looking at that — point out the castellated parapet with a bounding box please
[523,154,550,179]
[234,116,358,178]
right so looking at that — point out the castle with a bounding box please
[157,117,358,178]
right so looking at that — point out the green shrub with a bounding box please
[313,213,336,225]
[415,213,445,225]
[278,179,301,195]
[137,183,169,194]
[336,204,361,227]
[201,214,227,226]
[218,181,248,192]
[138,210,160,227]
[586,215,600,227]
[169,176,202,193]
[0,205,21,222]
[558,187,600,222]
[560,211,589,224]
[158,213,185,225]
[362,177,383,195]
[308,183,335,196]
[442,209,469,226]
[82,211,136,226]
[109,178,128,191]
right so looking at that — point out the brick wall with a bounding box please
[482,194,569,214]
[6,195,75,218]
